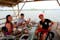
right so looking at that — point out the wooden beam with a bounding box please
[0,0,21,7]
[57,0,60,6]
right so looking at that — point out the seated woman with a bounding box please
[5,15,13,35]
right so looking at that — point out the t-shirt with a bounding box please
[40,19,51,30]
[17,18,25,25]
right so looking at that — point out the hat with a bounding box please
[39,14,44,17]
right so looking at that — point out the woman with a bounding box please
[5,15,13,35]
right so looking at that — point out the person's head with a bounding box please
[6,15,12,22]
[13,22,17,28]
[20,13,24,19]
[39,14,44,20]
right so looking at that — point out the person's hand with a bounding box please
[48,27,51,31]
[18,23,22,26]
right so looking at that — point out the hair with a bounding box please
[20,13,24,16]
[6,15,11,23]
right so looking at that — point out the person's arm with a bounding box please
[50,21,54,27]
[38,23,42,29]
[48,21,54,31]
[18,23,22,26]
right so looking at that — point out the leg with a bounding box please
[39,32,43,40]
[45,32,49,40]
[40,33,47,40]
[49,32,54,40]
[45,32,55,40]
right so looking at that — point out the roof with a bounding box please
[0,0,58,7]
[0,0,21,7]
[0,1,60,10]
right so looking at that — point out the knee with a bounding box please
[43,33,47,37]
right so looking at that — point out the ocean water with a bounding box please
[0,9,60,27]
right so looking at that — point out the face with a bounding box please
[8,16,12,22]
[39,16,44,20]
[21,16,24,19]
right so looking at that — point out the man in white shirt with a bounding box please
[17,13,26,26]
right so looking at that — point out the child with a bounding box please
[21,22,29,34]
[13,22,17,32]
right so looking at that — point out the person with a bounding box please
[36,14,54,40]
[26,18,32,28]
[13,22,17,33]
[17,13,26,26]
[0,28,4,37]
[21,22,29,34]
[5,15,13,35]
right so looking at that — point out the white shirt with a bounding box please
[17,18,25,25]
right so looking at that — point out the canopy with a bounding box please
[0,0,59,7]
[0,0,20,7]
[0,1,60,10]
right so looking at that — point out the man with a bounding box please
[17,13,26,26]
[36,14,54,40]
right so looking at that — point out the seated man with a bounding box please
[35,14,54,40]
[17,13,26,26]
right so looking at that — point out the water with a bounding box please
[0,9,60,27]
